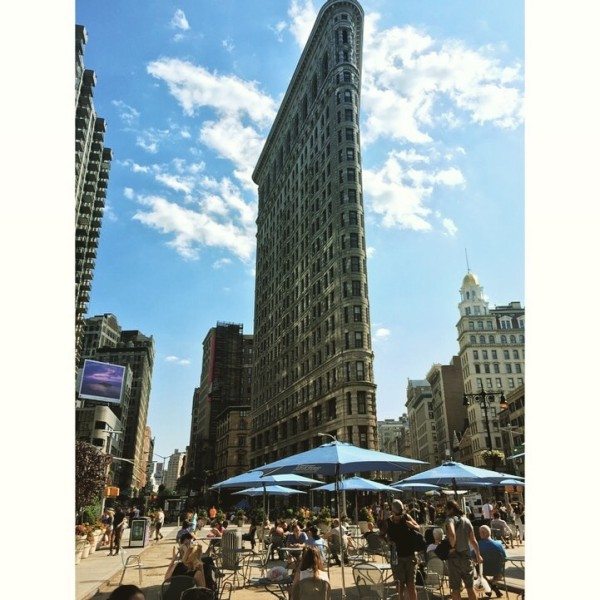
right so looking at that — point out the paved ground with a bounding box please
[80,524,524,600]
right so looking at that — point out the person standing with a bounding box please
[100,508,114,548]
[384,499,421,600]
[482,499,494,526]
[110,507,127,556]
[154,508,165,540]
[445,500,483,600]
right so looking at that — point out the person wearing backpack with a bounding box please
[445,500,483,600]
[383,499,424,600]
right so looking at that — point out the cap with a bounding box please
[391,499,404,514]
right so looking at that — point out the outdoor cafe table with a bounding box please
[356,562,395,599]
[248,575,293,600]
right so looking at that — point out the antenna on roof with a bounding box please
[465,248,471,273]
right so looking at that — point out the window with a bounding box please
[489,335,495,343]
[486,378,492,388]
[345,361,351,381]
[479,335,485,344]
[357,392,367,414]
[493,363,500,373]
[484,363,490,373]
[513,349,519,359]
[350,232,359,247]
[350,256,360,272]
[347,167,356,182]
[469,321,474,330]
[506,364,513,373]
[343,70,351,82]
[491,350,497,359]
[503,350,510,360]
[346,392,352,414]
[346,148,355,160]
[354,331,363,348]
[346,128,354,141]
[510,335,516,343]
[352,280,361,296]
[482,350,488,359]
[353,305,362,322]
[476,378,483,389]
[515,363,522,373]
[348,189,357,203]
[470,335,476,343]
[508,378,515,389]
[495,377,502,387]
[473,350,479,360]
[475,364,481,373]
[345,109,353,122]
[356,361,365,380]
[343,89,352,103]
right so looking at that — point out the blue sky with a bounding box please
[76,0,524,460]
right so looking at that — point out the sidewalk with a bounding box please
[85,525,524,599]
[76,525,178,600]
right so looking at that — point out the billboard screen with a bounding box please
[78,359,126,404]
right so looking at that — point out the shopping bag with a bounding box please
[473,562,491,593]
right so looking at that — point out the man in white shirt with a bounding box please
[481,500,494,525]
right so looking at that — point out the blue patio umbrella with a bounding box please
[499,479,525,486]
[232,485,308,496]
[399,461,522,498]
[211,471,322,490]
[391,482,442,492]
[314,475,401,526]
[254,440,426,599]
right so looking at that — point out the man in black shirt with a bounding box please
[384,499,421,600]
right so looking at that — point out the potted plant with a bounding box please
[254,508,267,538]
[235,509,245,527]
[215,509,226,523]
[317,507,332,534]
[75,524,87,564]
[481,449,505,469]
[284,508,295,525]
[358,507,374,533]
[197,508,208,528]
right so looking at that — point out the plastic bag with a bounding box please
[473,563,491,593]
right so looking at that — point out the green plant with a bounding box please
[285,508,295,518]
[197,508,208,519]
[75,441,112,513]
[358,507,374,522]
[216,510,226,522]
[253,508,266,524]
[317,507,332,524]
[235,508,245,519]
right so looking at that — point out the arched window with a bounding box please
[479,335,485,344]
[470,335,476,343]
[488,335,495,343]
[510,335,516,343]
[501,335,507,344]
[466,291,470,299]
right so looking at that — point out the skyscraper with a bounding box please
[250,0,377,468]
[75,25,112,366]
[186,323,253,478]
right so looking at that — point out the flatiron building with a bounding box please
[250,0,378,467]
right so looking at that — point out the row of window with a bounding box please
[473,349,521,360]
[474,362,523,374]
[468,334,524,345]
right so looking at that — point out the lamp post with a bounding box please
[462,390,507,472]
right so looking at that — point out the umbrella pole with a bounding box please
[354,490,358,525]
[452,477,458,501]
[262,483,267,550]
[335,464,347,600]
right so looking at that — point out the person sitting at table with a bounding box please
[426,528,444,556]
[177,532,196,559]
[269,521,286,560]
[176,521,197,543]
[328,519,351,566]
[285,523,308,547]
[208,520,224,537]
[490,512,513,549]
[290,546,331,600]
[474,525,506,598]
[164,544,208,588]
[306,525,327,561]
[242,518,258,550]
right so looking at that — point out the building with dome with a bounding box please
[456,271,524,466]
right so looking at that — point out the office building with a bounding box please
[406,380,438,467]
[426,357,467,460]
[187,324,253,478]
[163,449,186,491]
[456,271,525,466]
[75,25,113,366]
[250,0,377,468]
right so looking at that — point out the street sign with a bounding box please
[105,486,120,497]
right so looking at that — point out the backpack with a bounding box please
[405,526,428,553]
[434,517,462,560]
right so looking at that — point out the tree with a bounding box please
[76,441,112,513]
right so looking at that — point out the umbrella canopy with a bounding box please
[392,482,442,493]
[500,479,525,486]
[399,461,522,487]
[256,441,426,477]
[254,440,425,600]
[314,475,400,493]
[232,485,307,497]
[211,470,322,490]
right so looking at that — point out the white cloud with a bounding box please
[133,194,255,261]
[361,15,523,145]
[374,327,391,341]
[123,187,135,200]
[366,246,376,258]
[155,173,194,194]
[180,128,191,139]
[147,59,277,124]
[213,258,232,269]
[222,38,235,53]
[171,9,190,31]
[364,150,465,231]
[442,217,458,236]
[165,355,191,366]
[270,21,287,42]
[135,128,169,154]
[111,100,140,126]
[288,0,317,47]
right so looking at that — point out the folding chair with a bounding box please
[118,548,143,586]
[160,575,196,600]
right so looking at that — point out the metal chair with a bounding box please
[291,577,332,600]
[242,543,273,583]
[361,533,391,563]
[424,555,446,598]
[352,561,388,599]
[160,575,196,600]
[118,548,143,586]
[180,588,216,600]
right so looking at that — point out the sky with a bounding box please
[75,0,524,460]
